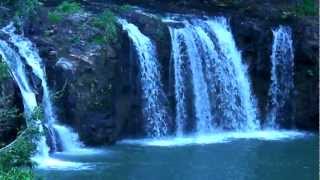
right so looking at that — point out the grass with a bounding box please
[48,1,82,23]
[91,10,118,44]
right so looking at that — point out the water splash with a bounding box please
[120,130,308,147]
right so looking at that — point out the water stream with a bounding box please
[118,18,169,138]
[267,26,294,128]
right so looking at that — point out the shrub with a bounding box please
[48,11,63,23]
[0,167,35,180]
[92,10,118,44]
[294,0,318,16]
[48,1,82,23]
[56,1,82,14]
[0,106,42,172]
[0,58,9,82]
[14,0,41,18]
[0,133,36,170]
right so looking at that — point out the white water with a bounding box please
[168,17,259,135]
[2,24,56,125]
[1,23,96,169]
[204,17,259,130]
[174,24,214,134]
[118,19,169,137]
[35,157,93,170]
[267,26,294,128]
[52,124,103,155]
[0,40,38,118]
[169,27,188,136]
[121,130,308,147]
[2,23,61,153]
[0,39,50,160]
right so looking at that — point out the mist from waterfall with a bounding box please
[118,18,169,138]
[168,16,259,135]
[267,26,294,128]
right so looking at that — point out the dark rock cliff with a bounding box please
[0,0,318,146]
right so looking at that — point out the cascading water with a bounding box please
[169,24,214,134]
[169,27,188,136]
[2,23,60,152]
[267,26,294,128]
[168,16,259,135]
[203,17,259,130]
[0,39,50,160]
[118,19,169,138]
[1,23,87,156]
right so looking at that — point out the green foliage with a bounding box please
[0,106,45,180]
[48,1,82,23]
[16,0,41,17]
[91,10,118,44]
[0,167,35,180]
[29,106,44,123]
[91,35,106,45]
[0,0,41,27]
[56,1,82,14]
[0,127,40,171]
[294,0,318,16]
[48,11,63,23]
[0,58,9,82]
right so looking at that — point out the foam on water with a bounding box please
[52,124,103,155]
[120,131,309,147]
[34,157,93,171]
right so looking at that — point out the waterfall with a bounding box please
[1,23,85,155]
[2,23,61,152]
[168,16,259,135]
[169,27,188,136]
[118,19,169,138]
[267,26,294,128]
[0,40,50,159]
[203,17,259,130]
[169,24,214,134]
[52,124,86,152]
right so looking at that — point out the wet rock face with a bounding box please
[0,78,24,147]
[292,17,319,131]
[4,1,314,145]
[25,9,131,145]
[230,14,319,130]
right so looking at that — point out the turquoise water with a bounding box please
[36,131,318,180]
